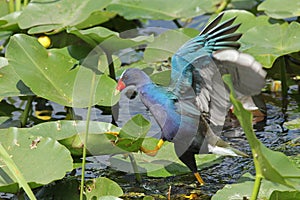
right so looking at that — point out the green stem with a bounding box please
[0,143,37,200]
[79,72,97,200]
[251,175,262,200]
[280,56,288,113]
[105,51,116,81]
[23,0,29,6]
[105,51,119,125]
[15,0,21,11]
[251,149,263,200]
[128,153,142,183]
[8,0,15,13]
[20,96,34,127]
[216,0,231,14]
[65,106,75,120]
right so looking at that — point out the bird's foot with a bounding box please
[140,146,159,156]
[194,172,205,186]
[140,139,164,157]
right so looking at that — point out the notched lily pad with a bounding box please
[0,128,73,193]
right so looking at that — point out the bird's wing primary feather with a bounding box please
[170,13,266,128]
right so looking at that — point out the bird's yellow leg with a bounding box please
[140,139,164,157]
[105,131,119,136]
[194,172,205,186]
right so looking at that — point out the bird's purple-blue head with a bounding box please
[115,68,151,94]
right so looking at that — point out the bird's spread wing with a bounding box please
[170,13,266,129]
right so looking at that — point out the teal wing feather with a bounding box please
[170,12,266,128]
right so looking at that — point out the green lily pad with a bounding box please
[0,11,21,32]
[150,69,171,86]
[240,22,300,68]
[270,190,300,200]
[0,57,33,99]
[27,120,124,156]
[6,34,118,107]
[106,0,219,20]
[69,26,154,52]
[109,114,151,152]
[28,116,150,156]
[212,173,295,200]
[84,177,123,199]
[144,28,199,63]
[18,0,112,34]
[258,0,300,19]
[0,128,73,193]
[110,138,221,178]
[284,118,300,130]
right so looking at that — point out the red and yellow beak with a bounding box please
[114,78,126,95]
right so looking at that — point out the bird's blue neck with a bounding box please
[138,83,181,141]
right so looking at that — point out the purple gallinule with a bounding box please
[115,13,266,185]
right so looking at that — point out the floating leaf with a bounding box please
[111,114,151,152]
[18,0,112,34]
[150,70,171,86]
[27,120,124,156]
[110,138,221,177]
[27,118,150,156]
[258,0,300,19]
[106,0,219,20]
[0,11,21,32]
[144,28,199,63]
[0,128,73,193]
[240,22,300,68]
[84,177,123,199]
[228,0,258,10]
[212,173,295,200]
[270,190,300,200]
[69,26,154,52]
[6,34,118,107]
[284,118,300,130]
[0,58,32,98]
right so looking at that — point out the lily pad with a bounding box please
[110,138,221,178]
[284,118,300,130]
[69,26,154,53]
[212,173,295,200]
[84,177,123,199]
[6,34,118,107]
[258,0,300,19]
[240,22,300,68]
[27,120,125,156]
[18,0,112,34]
[144,28,199,63]
[0,11,21,32]
[270,190,300,200]
[27,116,150,156]
[106,0,219,20]
[0,128,73,193]
[107,114,151,152]
[0,58,33,98]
